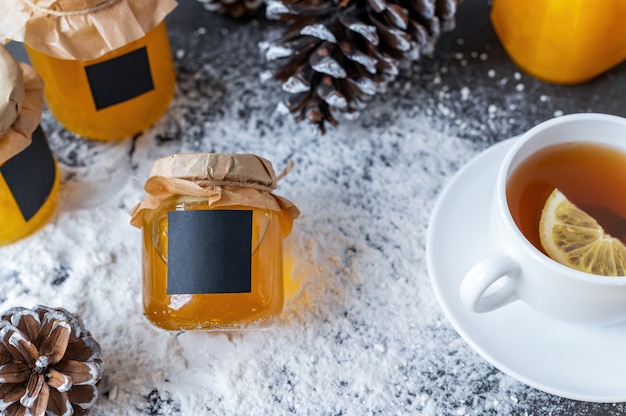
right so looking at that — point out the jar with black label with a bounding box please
[130,154,300,330]
[0,45,59,245]
[1,0,177,140]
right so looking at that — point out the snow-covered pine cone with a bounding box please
[263,0,462,133]
[0,306,104,416]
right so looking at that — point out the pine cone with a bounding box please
[0,306,104,416]
[197,0,264,18]
[263,0,462,133]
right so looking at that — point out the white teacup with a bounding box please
[460,113,626,325]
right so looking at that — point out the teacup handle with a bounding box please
[460,254,520,313]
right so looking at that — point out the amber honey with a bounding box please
[491,0,626,84]
[142,198,284,331]
[25,21,175,140]
[507,142,626,251]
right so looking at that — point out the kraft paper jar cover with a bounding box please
[0,0,177,60]
[0,45,44,164]
[130,153,301,233]
[0,45,23,137]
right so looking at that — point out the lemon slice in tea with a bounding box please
[539,188,626,276]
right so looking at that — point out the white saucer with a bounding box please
[426,138,626,403]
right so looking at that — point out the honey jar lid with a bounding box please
[0,44,45,164]
[0,0,178,60]
[0,45,24,138]
[130,153,301,231]
[149,153,279,189]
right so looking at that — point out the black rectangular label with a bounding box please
[85,46,154,110]
[167,210,253,295]
[0,126,56,221]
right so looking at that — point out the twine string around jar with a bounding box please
[20,0,122,16]
[193,180,274,192]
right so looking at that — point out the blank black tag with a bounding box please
[167,210,253,294]
[85,46,154,110]
[0,126,56,221]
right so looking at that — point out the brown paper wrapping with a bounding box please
[130,154,301,235]
[0,0,177,60]
[0,45,44,165]
[0,45,24,137]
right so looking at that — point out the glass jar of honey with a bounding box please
[0,45,60,246]
[491,0,626,84]
[2,0,177,140]
[130,154,300,331]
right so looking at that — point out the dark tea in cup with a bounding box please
[461,114,626,324]
[506,142,626,253]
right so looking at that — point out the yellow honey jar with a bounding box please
[0,45,59,246]
[491,0,626,84]
[1,0,177,140]
[130,154,300,331]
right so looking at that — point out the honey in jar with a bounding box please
[2,0,177,140]
[130,154,300,330]
[491,0,626,84]
[0,46,60,246]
